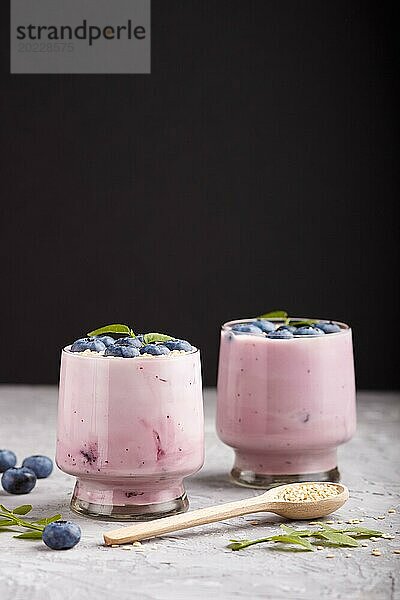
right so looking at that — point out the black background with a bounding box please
[0,1,398,388]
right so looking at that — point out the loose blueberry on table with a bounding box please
[0,449,17,472]
[22,455,53,479]
[42,521,81,550]
[1,467,37,494]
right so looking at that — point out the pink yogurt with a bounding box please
[217,319,356,487]
[56,348,204,519]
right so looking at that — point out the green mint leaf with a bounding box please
[289,319,319,327]
[258,310,288,319]
[318,531,359,547]
[12,505,33,516]
[87,324,135,337]
[0,520,13,527]
[279,524,313,537]
[14,530,43,540]
[269,535,314,551]
[228,537,272,551]
[33,514,62,526]
[343,527,383,537]
[143,333,175,345]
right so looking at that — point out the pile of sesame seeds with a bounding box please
[274,482,341,502]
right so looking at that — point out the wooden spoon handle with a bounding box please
[104,496,270,545]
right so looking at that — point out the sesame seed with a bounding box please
[132,541,142,546]
[316,546,324,550]
[111,545,119,548]
[371,550,382,556]
[376,516,386,520]
[393,549,400,554]
[325,520,335,524]
[388,509,396,514]
[326,554,335,558]
[361,543,368,547]
[274,483,341,503]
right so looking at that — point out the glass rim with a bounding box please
[221,317,351,334]
[62,345,200,360]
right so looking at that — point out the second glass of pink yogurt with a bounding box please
[217,316,356,488]
[56,328,204,520]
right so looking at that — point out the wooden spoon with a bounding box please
[103,482,348,546]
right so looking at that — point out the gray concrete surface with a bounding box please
[0,386,399,600]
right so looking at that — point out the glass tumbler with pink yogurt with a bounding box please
[217,316,356,488]
[56,329,204,520]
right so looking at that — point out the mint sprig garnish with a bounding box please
[0,504,62,540]
[258,310,288,320]
[143,333,175,344]
[289,319,319,327]
[228,523,384,552]
[87,324,135,337]
[257,311,321,327]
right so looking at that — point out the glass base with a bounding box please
[230,466,340,490]
[69,477,189,521]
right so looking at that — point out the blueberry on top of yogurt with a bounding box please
[295,325,325,336]
[163,339,193,352]
[105,345,140,358]
[114,337,143,348]
[68,324,196,358]
[315,321,341,334]
[267,328,294,339]
[254,319,275,333]
[140,344,171,356]
[231,323,263,334]
[70,338,106,353]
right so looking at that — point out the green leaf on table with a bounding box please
[87,324,135,337]
[257,310,288,319]
[343,527,383,538]
[280,524,313,537]
[12,505,33,515]
[269,535,314,551]
[14,530,43,540]
[143,333,175,344]
[318,530,359,547]
[0,519,13,527]
[33,514,62,526]
[228,537,272,551]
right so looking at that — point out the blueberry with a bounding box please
[105,344,140,358]
[315,321,341,334]
[1,467,37,494]
[276,325,297,333]
[0,449,17,472]
[231,323,263,334]
[95,335,115,348]
[163,339,193,352]
[267,329,294,339]
[22,455,53,479]
[295,326,325,337]
[254,319,276,333]
[70,338,106,353]
[42,520,81,550]
[140,344,171,355]
[114,337,143,348]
